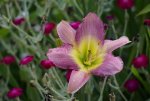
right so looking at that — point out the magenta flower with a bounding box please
[117,0,134,10]
[124,79,139,93]
[144,19,150,26]
[20,55,34,65]
[7,87,23,99]
[40,59,55,69]
[70,21,81,30]
[43,22,55,35]
[1,56,15,65]
[12,17,25,25]
[106,15,114,20]
[132,54,149,68]
[47,13,130,93]
[65,69,73,82]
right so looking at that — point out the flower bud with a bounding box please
[106,15,114,20]
[40,59,55,69]
[20,55,34,65]
[70,21,80,30]
[65,69,73,82]
[132,54,149,68]
[43,22,55,35]
[144,19,150,26]
[12,17,25,25]
[7,87,23,99]
[124,79,139,92]
[117,0,134,10]
[1,56,15,65]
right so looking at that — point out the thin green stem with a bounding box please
[113,76,128,101]
[98,77,107,101]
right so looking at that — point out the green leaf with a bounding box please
[137,4,150,16]
[26,84,41,101]
[0,28,9,38]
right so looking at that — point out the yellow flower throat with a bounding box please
[70,35,106,72]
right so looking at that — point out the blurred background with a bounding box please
[0,0,150,101]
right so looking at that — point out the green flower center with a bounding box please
[70,35,106,72]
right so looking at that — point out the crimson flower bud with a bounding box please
[70,21,80,30]
[132,54,149,68]
[20,55,34,65]
[124,79,139,93]
[1,56,15,65]
[7,87,23,99]
[12,17,25,25]
[43,22,55,35]
[40,59,55,69]
[144,19,150,26]
[117,0,134,10]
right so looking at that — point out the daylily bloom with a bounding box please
[47,13,130,93]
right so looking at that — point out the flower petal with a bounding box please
[67,70,90,94]
[75,13,105,43]
[47,44,77,70]
[104,36,131,53]
[57,21,76,44]
[92,54,123,76]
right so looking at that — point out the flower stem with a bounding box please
[98,77,107,101]
[113,76,127,101]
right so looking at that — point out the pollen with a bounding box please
[70,35,106,72]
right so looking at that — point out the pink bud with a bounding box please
[40,59,55,69]
[117,0,134,10]
[65,69,73,82]
[1,56,15,65]
[132,54,149,68]
[144,19,150,26]
[7,87,23,99]
[124,79,139,93]
[20,55,34,65]
[43,22,55,35]
[70,21,81,30]
[12,17,25,25]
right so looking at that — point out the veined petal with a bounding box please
[67,70,90,94]
[75,13,105,43]
[92,54,123,76]
[47,45,77,70]
[104,36,131,53]
[57,21,76,44]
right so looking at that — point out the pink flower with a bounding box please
[40,59,55,69]
[7,87,23,99]
[117,0,134,10]
[70,21,81,30]
[43,22,55,35]
[20,55,34,65]
[65,69,73,82]
[144,19,150,26]
[132,54,149,68]
[47,13,130,93]
[124,79,139,93]
[12,17,25,25]
[1,56,15,65]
